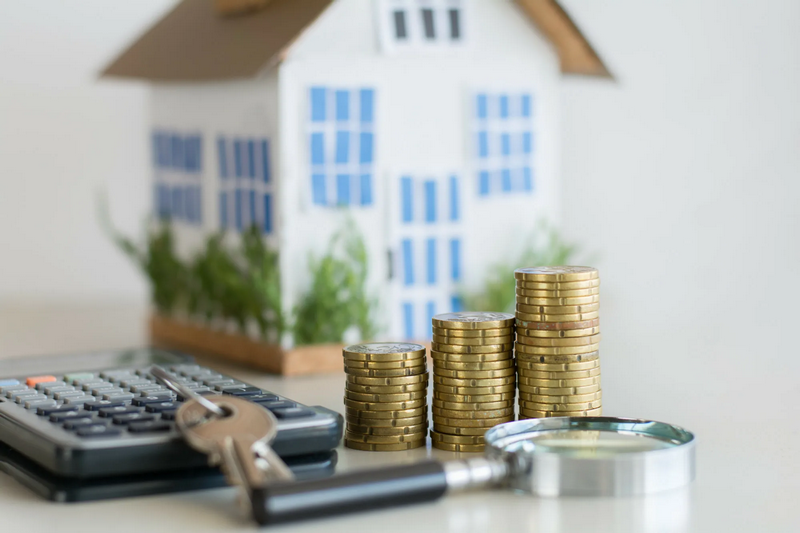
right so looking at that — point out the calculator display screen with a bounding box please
[0,349,188,378]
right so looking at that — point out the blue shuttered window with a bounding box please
[217,135,273,234]
[152,130,203,225]
[402,239,414,286]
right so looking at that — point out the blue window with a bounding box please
[311,133,325,165]
[521,94,532,117]
[220,192,228,228]
[336,173,351,205]
[360,174,372,206]
[261,140,270,183]
[450,238,461,281]
[249,190,256,224]
[402,239,414,286]
[426,238,436,285]
[425,301,435,339]
[185,186,194,222]
[312,173,327,205]
[234,139,243,178]
[403,303,414,340]
[449,176,460,221]
[424,180,436,223]
[359,132,373,164]
[335,131,350,164]
[501,169,512,192]
[263,194,273,234]
[336,90,349,121]
[478,131,489,159]
[235,189,243,230]
[451,296,464,312]
[499,95,509,119]
[476,94,488,120]
[311,87,326,122]
[522,166,533,191]
[522,131,532,154]
[171,135,184,169]
[218,137,228,178]
[217,135,272,233]
[360,89,375,123]
[247,140,256,178]
[479,171,490,196]
[171,187,183,220]
[401,176,413,223]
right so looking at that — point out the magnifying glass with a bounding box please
[251,417,695,525]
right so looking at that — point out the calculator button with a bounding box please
[130,384,164,394]
[214,382,246,391]
[14,392,46,403]
[159,409,178,421]
[119,378,151,387]
[76,426,121,438]
[25,399,57,410]
[0,383,26,394]
[36,381,67,391]
[220,386,263,396]
[203,378,236,387]
[112,413,155,425]
[99,405,142,418]
[84,400,126,411]
[144,402,178,413]
[38,404,79,416]
[50,410,93,423]
[43,385,74,395]
[139,391,174,400]
[0,379,20,388]
[128,421,171,433]
[63,373,95,384]
[177,388,214,401]
[26,376,57,387]
[53,390,87,401]
[7,390,38,400]
[271,407,315,419]
[258,400,296,411]
[92,387,124,397]
[64,419,106,430]
[84,382,115,392]
[62,396,94,406]
[134,396,177,406]
[103,393,135,402]
[247,394,280,403]
[99,370,134,380]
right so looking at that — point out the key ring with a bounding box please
[150,366,227,419]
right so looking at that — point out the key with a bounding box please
[176,396,294,509]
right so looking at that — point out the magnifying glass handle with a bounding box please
[251,460,447,525]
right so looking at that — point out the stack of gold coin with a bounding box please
[343,343,429,451]
[514,266,602,419]
[430,312,516,452]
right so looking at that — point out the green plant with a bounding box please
[292,220,378,345]
[461,222,579,313]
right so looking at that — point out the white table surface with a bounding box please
[0,303,797,533]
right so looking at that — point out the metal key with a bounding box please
[176,395,294,511]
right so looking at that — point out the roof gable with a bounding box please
[102,0,610,82]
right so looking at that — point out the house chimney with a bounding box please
[214,0,272,17]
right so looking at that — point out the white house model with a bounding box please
[103,0,609,344]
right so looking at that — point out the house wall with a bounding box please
[278,0,561,339]
[150,74,280,260]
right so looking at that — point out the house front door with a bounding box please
[389,173,465,341]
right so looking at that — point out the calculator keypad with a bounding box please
[5,364,315,439]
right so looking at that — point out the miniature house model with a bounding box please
[103,0,608,348]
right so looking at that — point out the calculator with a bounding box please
[0,348,343,486]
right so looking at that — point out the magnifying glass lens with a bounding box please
[505,429,679,458]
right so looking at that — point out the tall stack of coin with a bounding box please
[343,343,429,451]
[430,312,516,452]
[514,266,602,419]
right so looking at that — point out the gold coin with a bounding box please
[519,391,602,405]
[431,334,514,346]
[516,376,600,388]
[344,342,426,358]
[518,367,602,380]
[344,398,426,411]
[433,416,514,428]
[431,441,484,453]
[516,318,600,330]
[514,293,600,306]
[429,430,485,444]
[433,367,516,379]
[516,326,600,338]
[432,375,516,387]
[515,311,599,323]
[345,390,427,403]
[516,333,602,347]
[346,373,429,386]
[516,279,600,290]
[346,366,427,377]
[518,383,602,396]
[345,382,427,394]
[432,326,514,338]
[515,302,600,315]
[432,424,489,436]
[432,399,513,411]
[346,415,428,427]
[343,350,426,363]
[516,351,600,364]
[432,383,516,395]
[345,406,427,419]
[432,312,515,330]
[344,439,426,451]
[514,287,600,298]
[433,359,515,371]
[347,423,428,436]
[515,343,600,356]
[431,342,514,354]
[519,407,602,418]
[519,399,602,412]
[516,360,600,372]
[344,431,427,444]
[432,406,514,419]
[514,266,598,282]
[433,391,515,403]
[344,358,427,370]
[430,350,513,362]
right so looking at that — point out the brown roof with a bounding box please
[102,0,610,82]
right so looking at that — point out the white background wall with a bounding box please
[1,0,798,353]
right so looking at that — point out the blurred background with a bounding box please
[1,0,799,404]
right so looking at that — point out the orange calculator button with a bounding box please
[26,375,57,387]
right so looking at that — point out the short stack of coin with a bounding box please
[514,266,602,419]
[343,343,429,451]
[430,312,516,452]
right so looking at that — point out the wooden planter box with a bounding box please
[149,314,344,376]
